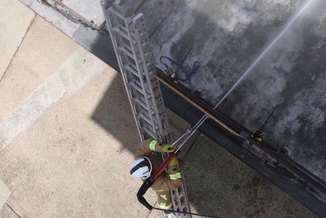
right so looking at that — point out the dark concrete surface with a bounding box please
[168,110,316,218]
[120,0,326,182]
[184,136,315,218]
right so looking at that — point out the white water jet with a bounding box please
[216,0,316,107]
[175,0,317,148]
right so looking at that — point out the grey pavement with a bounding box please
[0,0,35,80]
[0,1,150,217]
[0,180,10,212]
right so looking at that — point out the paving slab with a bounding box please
[0,46,108,152]
[0,16,77,120]
[18,0,81,38]
[0,204,20,218]
[17,0,118,72]
[0,0,35,79]
[0,180,10,211]
[0,69,153,218]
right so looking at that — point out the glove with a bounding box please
[160,144,176,153]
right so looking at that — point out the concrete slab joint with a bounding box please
[0,0,35,80]
[0,180,11,211]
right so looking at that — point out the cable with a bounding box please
[258,105,279,132]
[180,131,201,161]
[174,103,219,153]
[152,207,222,218]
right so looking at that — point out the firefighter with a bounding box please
[130,139,182,210]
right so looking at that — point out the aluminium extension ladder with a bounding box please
[101,1,191,217]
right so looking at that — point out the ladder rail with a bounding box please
[105,11,145,143]
[131,14,164,141]
[125,14,159,139]
[102,2,191,216]
[133,17,164,138]
[108,6,159,140]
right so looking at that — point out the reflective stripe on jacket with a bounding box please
[149,139,158,151]
[168,172,182,180]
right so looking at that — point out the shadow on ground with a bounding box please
[84,1,317,217]
[91,75,141,155]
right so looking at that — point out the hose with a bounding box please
[152,207,222,218]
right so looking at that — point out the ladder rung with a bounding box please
[128,61,137,69]
[133,78,142,87]
[133,79,143,89]
[142,126,156,138]
[134,98,148,110]
[141,118,155,128]
[124,65,139,77]
[137,95,147,106]
[134,80,150,95]
[116,25,129,33]
[119,47,134,59]
[113,27,129,39]
[130,82,145,95]
[139,113,152,124]
[128,64,139,75]
[141,110,152,120]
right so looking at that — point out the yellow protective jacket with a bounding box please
[139,139,183,209]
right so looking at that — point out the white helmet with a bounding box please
[130,157,152,180]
